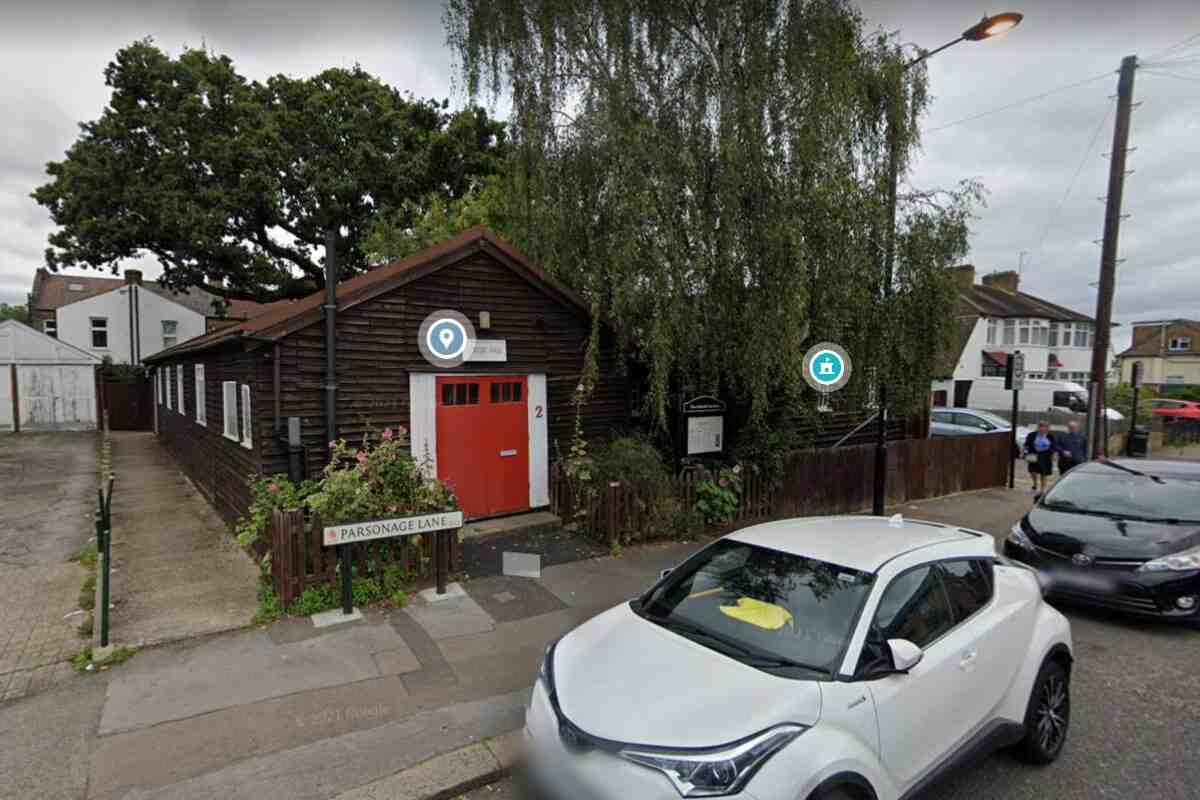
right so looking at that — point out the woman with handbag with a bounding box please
[1024,421,1057,494]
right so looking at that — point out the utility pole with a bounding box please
[1089,54,1137,459]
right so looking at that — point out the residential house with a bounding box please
[1117,319,1200,389]
[934,266,1114,393]
[28,268,277,364]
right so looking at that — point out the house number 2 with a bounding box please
[535,405,544,418]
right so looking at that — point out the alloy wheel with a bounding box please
[1035,673,1069,753]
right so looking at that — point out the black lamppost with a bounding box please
[872,12,1024,516]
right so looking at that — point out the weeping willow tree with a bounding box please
[443,0,980,430]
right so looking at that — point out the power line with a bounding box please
[1032,103,1115,261]
[1141,69,1200,84]
[925,72,1113,134]
[1146,31,1200,60]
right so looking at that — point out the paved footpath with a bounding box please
[0,432,96,703]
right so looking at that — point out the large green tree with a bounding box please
[33,41,507,301]
[444,0,979,427]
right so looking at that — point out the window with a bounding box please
[222,381,238,440]
[1074,324,1089,348]
[932,411,952,424]
[1002,319,1015,345]
[164,368,173,411]
[240,384,253,449]
[1166,375,1186,385]
[932,390,948,407]
[1018,319,1030,345]
[441,382,479,406]
[985,319,997,345]
[90,317,108,349]
[162,320,178,349]
[953,412,993,431]
[490,381,523,403]
[176,366,185,416]
[195,365,206,425]
[1032,321,1048,346]
[1169,337,1192,352]
[872,565,955,649]
[939,561,993,622]
[1048,323,1059,347]
[981,359,1005,378]
[43,319,57,338]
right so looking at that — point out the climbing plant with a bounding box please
[444,0,978,426]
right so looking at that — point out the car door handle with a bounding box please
[959,650,978,672]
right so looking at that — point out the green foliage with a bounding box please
[305,429,457,524]
[365,174,514,263]
[289,584,340,617]
[70,542,99,569]
[694,466,744,525]
[0,302,28,322]
[591,436,670,485]
[642,495,703,541]
[78,574,96,611]
[444,0,977,427]
[77,613,94,638]
[236,475,318,548]
[352,577,384,608]
[33,40,507,303]
[381,564,417,596]
[72,645,137,673]
[254,581,284,624]
[733,421,794,486]
[390,589,410,608]
[1108,383,1156,422]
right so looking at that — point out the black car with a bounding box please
[1004,458,1200,626]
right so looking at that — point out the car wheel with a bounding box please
[1015,659,1070,764]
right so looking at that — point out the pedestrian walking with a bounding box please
[1024,421,1057,494]
[1058,420,1088,475]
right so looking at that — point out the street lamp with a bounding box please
[871,11,1024,516]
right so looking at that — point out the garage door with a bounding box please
[435,376,530,518]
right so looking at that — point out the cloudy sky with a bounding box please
[3,0,1198,353]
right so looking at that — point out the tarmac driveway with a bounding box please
[0,432,97,702]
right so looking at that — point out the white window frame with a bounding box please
[165,368,173,410]
[1169,337,1192,352]
[1073,324,1089,348]
[239,384,253,449]
[176,365,186,416]
[90,317,109,349]
[162,319,179,349]
[1048,323,1059,347]
[195,364,206,425]
[222,381,239,441]
[985,319,997,345]
[1002,319,1016,345]
[43,319,57,338]
[1018,319,1031,345]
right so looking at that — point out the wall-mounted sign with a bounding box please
[324,511,464,547]
[687,415,724,455]
[682,395,726,414]
[466,339,507,362]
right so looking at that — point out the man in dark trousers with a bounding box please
[1058,420,1088,475]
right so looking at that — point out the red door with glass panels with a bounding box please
[435,376,529,518]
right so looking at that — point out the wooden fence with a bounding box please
[269,509,460,609]
[551,432,1011,545]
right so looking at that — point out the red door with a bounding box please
[436,376,530,518]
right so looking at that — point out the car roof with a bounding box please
[725,516,991,572]
[1099,458,1200,481]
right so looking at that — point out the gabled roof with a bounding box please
[0,319,102,364]
[958,284,1093,323]
[144,227,593,364]
[31,268,279,320]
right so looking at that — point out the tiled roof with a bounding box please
[144,227,592,363]
[31,269,281,320]
[958,284,1093,323]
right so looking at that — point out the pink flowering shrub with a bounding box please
[236,474,319,547]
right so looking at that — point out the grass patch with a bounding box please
[254,581,284,625]
[71,645,137,673]
[70,542,99,569]
[78,574,97,611]
[254,567,417,623]
[390,589,409,608]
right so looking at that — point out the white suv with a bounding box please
[524,516,1073,800]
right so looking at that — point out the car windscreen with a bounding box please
[1041,466,1200,522]
[636,540,874,678]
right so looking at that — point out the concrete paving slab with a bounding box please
[438,608,590,667]
[464,575,567,624]
[502,551,541,578]
[373,648,421,675]
[312,607,363,628]
[99,622,413,734]
[116,689,530,800]
[417,581,467,603]
[332,742,500,800]
[404,594,495,641]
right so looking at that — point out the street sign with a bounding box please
[324,511,464,547]
[1130,360,1143,389]
[1005,351,1025,391]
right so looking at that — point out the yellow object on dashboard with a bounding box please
[719,597,794,630]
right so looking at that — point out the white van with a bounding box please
[932,377,1125,421]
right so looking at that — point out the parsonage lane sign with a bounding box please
[323,511,464,547]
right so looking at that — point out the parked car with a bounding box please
[931,407,1032,445]
[935,377,1124,421]
[1005,458,1200,627]
[1151,398,1200,421]
[525,516,1074,800]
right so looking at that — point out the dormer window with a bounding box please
[1169,337,1192,352]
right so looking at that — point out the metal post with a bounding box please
[873,99,902,517]
[1127,384,1140,456]
[1089,55,1138,459]
[323,227,352,616]
[98,480,112,648]
[435,531,449,595]
[1009,388,1019,489]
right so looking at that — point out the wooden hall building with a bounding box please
[143,227,629,524]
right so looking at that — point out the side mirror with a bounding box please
[1033,493,1043,503]
[887,639,924,673]
[660,568,673,580]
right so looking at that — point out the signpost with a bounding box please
[323,511,464,604]
[1126,361,1143,456]
[1005,351,1025,489]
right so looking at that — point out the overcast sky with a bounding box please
[3,1,1199,353]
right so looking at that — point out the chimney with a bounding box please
[948,264,976,291]
[124,269,143,286]
[981,270,1019,293]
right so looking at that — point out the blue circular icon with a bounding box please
[810,350,845,385]
[427,318,468,360]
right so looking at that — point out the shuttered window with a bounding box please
[239,384,253,449]
[195,364,206,425]
[176,366,186,416]
[222,381,238,441]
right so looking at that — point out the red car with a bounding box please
[1151,398,1200,420]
